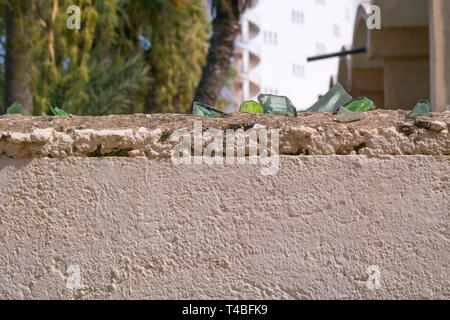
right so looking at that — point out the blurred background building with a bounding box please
[337,0,450,112]
[231,0,365,111]
[231,0,450,113]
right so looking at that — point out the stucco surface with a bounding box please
[0,156,448,299]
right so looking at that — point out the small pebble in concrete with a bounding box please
[335,107,365,123]
[414,118,447,132]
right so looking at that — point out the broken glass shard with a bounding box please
[305,82,352,113]
[192,101,230,118]
[50,106,69,116]
[239,100,264,114]
[406,99,431,119]
[6,102,23,115]
[342,97,376,112]
[257,94,298,117]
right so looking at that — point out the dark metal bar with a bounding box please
[307,46,367,62]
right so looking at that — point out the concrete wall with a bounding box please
[372,0,429,27]
[0,113,448,299]
[0,156,448,300]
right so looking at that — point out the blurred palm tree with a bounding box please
[2,1,34,114]
[192,0,253,111]
[122,0,209,114]
[0,0,209,115]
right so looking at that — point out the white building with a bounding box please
[233,0,362,111]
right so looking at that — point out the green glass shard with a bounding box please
[257,94,297,117]
[406,99,431,119]
[343,97,376,112]
[50,106,69,116]
[6,103,23,115]
[305,82,352,113]
[239,100,264,114]
[192,101,230,118]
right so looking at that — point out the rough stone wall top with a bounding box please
[0,110,449,158]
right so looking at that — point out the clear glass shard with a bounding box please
[406,99,431,119]
[337,106,351,114]
[192,101,230,118]
[257,94,298,117]
[305,82,352,113]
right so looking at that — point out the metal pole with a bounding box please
[307,47,367,62]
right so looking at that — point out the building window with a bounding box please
[293,64,305,78]
[292,10,304,24]
[263,87,279,95]
[345,8,351,20]
[333,24,340,37]
[263,31,278,46]
[316,42,326,55]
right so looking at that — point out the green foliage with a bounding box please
[0,65,4,112]
[0,0,210,115]
[83,55,150,115]
[0,4,4,111]
[7,102,23,114]
[125,0,209,113]
[47,54,150,115]
[31,0,149,115]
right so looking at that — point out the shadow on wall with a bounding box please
[0,158,33,172]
